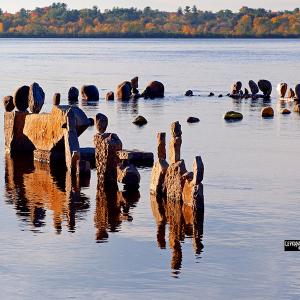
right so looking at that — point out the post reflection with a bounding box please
[4,154,90,233]
[94,181,140,243]
[151,195,204,276]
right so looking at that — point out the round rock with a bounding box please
[13,85,30,112]
[133,115,147,126]
[258,80,272,96]
[280,108,291,115]
[261,106,274,118]
[68,87,79,102]
[81,85,100,101]
[185,90,193,97]
[95,113,108,133]
[3,96,15,112]
[224,111,243,121]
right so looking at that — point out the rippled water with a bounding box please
[0,39,300,299]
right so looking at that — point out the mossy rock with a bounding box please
[224,111,243,121]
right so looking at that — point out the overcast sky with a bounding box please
[0,0,299,13]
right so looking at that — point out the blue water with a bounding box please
[0,39,300,299]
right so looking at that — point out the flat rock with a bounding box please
[133,115,147,126]
[117,149,154,167]
[224,111,243,121]
[187,117,200,123]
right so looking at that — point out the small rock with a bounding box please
[81,85,99,101]
[231,81,242,94]
[218,94,223,98]
[258,79,272,97]
[95,113,108,133]
[244,88,249,95]
[277,83,288,98]
[187,117,200,123]
[133,115,147,126]
[3,96,15,112]
[249,80,259,95]
[208,92,214,97]
[261,106,274,118]
[53,93,61,105]
[105,91,114,101]
[224,111,243,121]
[13,85,29,112]
[68,87,79,102]
[288,88,295,99]
[28,82,45,113]
[185,90,193,97]
[294,104,300,112]
[131,76,139,90]
[280,108,291,114]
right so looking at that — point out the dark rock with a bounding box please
[13,85,29,112]
[95,113,108,134]
[185,90,193,97]
[288,88,295,99]
[68,87,79,102]
[117,162,141,190]
[28,82,45,113]
[244,88,249,95]
[133,115,147,126]
[277,83,288,98]
[88,117,94,126]
[3,96,15,112]
[218,94,223,98]
[231,81,242,94]
[295,84,300,100]
[187,117,200,123]
[105,91,114,101]
[131,76,139,90]
[280,108,291,114]
[81,85,99,101]
[249,80,259,95]
[171,121,182,137]
[116,81,132,100]
[261,106,274,118]
[224,111,243,121]
[117,149,154,167]
[208,92,214,97]
[142,81,164,99]
[53,93,61,106]
[258,79,272,96]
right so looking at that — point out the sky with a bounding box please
[0,0,299,13]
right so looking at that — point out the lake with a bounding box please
[0,38,300,299]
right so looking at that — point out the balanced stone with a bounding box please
[131,77,139,90]
[192,156,204,184]
[29,82,45,113]
[3,96,15,112]
[81,85,99,101]
[277,83,287,98]
[288,88,295,99]
[261,106,274,117]
[95,113,108,134]
[169,136,182,164]
[116,81,132,100]
[171,121,182,138]
[68,87,79,102]
[13,85,30,112]
[150,159,169,195]
[53,93,61,105]
[105,91,114,101]
[249,80,259,95]
[133,115,147,126]
[157,132,166,160]
[258,79,272,96]
[187,117,200,123]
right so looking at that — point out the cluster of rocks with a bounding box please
[229,79,272,99]
[150,121,204,211]
[105,77,165,101]
[277,83,300,101]
[94,114,141,191]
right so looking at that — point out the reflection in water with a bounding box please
[94,181,140,242]
[151,196,204,277]
[116,99,139,115]
[5,154,90,233]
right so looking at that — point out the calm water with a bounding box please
[0,39,300,299]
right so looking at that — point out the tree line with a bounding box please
[0,3,300,38]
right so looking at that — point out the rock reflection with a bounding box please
[5,154,90,233]
[151,196,204,276]
[94,181,140,243]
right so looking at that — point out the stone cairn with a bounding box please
[94,113,141,191]
[150,121,204,210]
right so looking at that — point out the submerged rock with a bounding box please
[187,117,200,123]
[3,96,15,112]
[133,115,147,126]
[116,81,132,100]
[117,162,141,190]
[224,111,243,121]
[105,91,114,101]
[280,108,291,114]
[81,85,99,101]
[142,81,164,99]
[185,90,193,97]
[231,81,242,95]
[68,87,79,102]
[295,84,300,100]
[261,106,274,117]
[13,85,30,112]
[208,92,214,97]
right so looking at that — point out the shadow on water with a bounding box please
[94,181,140,243]
[4,154,90,233]
[151,195,204,278]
